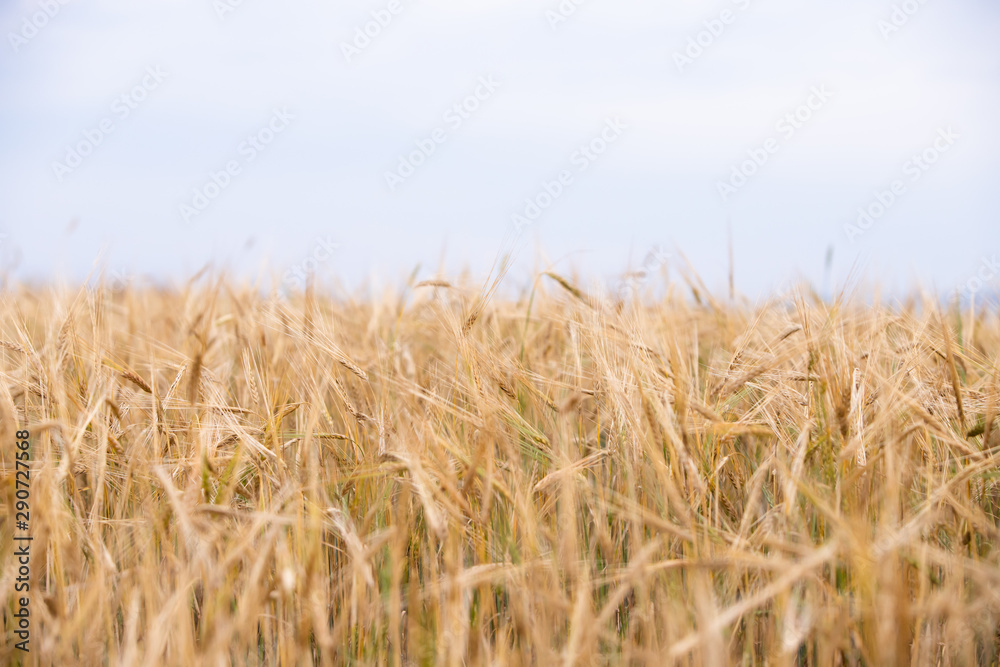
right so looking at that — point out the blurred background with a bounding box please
[0,0,997,299]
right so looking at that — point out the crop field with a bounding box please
[2,275,1000,665]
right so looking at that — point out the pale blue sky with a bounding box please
[1,0,998,297]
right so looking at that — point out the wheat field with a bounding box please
[1,273,999,665]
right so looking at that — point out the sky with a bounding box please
[0,0,998,298]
